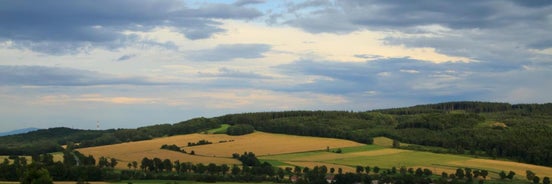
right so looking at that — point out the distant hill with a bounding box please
[0,127,39,137]
[1,101,551,167]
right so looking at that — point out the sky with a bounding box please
[1,0,551,131]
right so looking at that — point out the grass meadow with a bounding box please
[259,144,552,179]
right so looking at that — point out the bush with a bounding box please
[226,124,255,136]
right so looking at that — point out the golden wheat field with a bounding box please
[77,131,363,169]
[76,132,552,177]
[188,132,363,157]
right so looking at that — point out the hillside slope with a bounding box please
[0,127,38,137]
[77,131,363,169]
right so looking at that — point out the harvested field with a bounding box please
[77,133,241,169]
[261,151,347,162]
[188,132,363,157]
[77,131,363,169]
[67,132,552,178]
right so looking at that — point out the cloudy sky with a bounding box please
[1,0,551,131]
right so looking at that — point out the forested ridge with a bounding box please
[1,101,551,167]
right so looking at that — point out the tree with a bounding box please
[141,157,152,171]
[302,167,310,174]
[294,166,302,175]
[543,176,550,184]
[110,158,118,168]
[441,172,448,179]
[277,168,285,179]
[400,167,407,175]
[207,163,218,175]
[153,158,162,172]
[285,167,293,177]
[527,170,536,181]
[231,165,241,175]
[162,159,172,172]
[456,168,465,179]
[373,166,380,174]
[21,165,53,184]
[480,170,488,179]
[173,161,181,172]
[320,165,328,174]
[98,157,109,168]
[85,155,96,166]
[423,168,432,176]
[356,166,364,173]
[415,168,423,177]
[534,176,541,184]
[221,164,229,175]
[507,171,515,180]
[473,170,480,178]
[499,171,507,180]
[131,161,138,170]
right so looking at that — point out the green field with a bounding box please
[206,124,230,134]
[259,139,552,180]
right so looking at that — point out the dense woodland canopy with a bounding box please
[1,101,552,167]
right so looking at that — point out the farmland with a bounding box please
[77,131,363,169]
[76,131,552,179]
[259,144,552,179]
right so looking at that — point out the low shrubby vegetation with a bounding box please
[226,124,255,136]
[160,144,186,154]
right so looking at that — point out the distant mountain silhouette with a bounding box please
[0,127,39,137]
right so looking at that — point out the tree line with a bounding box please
[2,149,550,184]
[214,102,552,166]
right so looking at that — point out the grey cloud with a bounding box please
[234,0,267,6]
[0,0,263,54]
[528,40,552,50]
[274,58,521,101]
[116,54,137,62]
[286,0,333,13]
[281,0,545,32]
[188,44,271,61]
[184,3,262,19]
[198,67,271,79]
[354,54,383,59]
[511,0,552,7]
[0,65,163,86]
